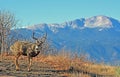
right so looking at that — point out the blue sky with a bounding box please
[0,0,120,26]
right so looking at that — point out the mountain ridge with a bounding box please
[12,15,120,64]
[27,15,120,32]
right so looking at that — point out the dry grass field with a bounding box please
[0,52,118,77]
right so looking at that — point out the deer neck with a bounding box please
[29,50,40,57]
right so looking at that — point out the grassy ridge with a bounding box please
[0,52,118,77]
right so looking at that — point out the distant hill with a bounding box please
[12,15,120,64]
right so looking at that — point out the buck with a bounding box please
[10,32,47,71]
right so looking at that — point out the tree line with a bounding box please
[0,10,57,59]
[0,10,18,56]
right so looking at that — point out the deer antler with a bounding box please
[41,32,47,42]
[32,32,38,40]
[44,32,47,39]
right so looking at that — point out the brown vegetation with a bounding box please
[0,51,116,77]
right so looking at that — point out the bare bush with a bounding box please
[0,10,18,60]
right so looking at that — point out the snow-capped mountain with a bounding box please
[27,15,119,30]
[84,16,112,28]
[13,15,120,64]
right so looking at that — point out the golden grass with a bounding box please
[34,52,116,76]
[0,52,116,76]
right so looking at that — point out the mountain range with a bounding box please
[12,15,120,64]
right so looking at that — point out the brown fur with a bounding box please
[10,32,47,71]
[10,41,43,71]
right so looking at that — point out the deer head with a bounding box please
[32,32,47,51]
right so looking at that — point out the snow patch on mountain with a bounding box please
[84,16,112,28]
[27,23,47,30]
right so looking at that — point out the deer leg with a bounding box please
[15,54,20,71]
[28,57,32,71]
